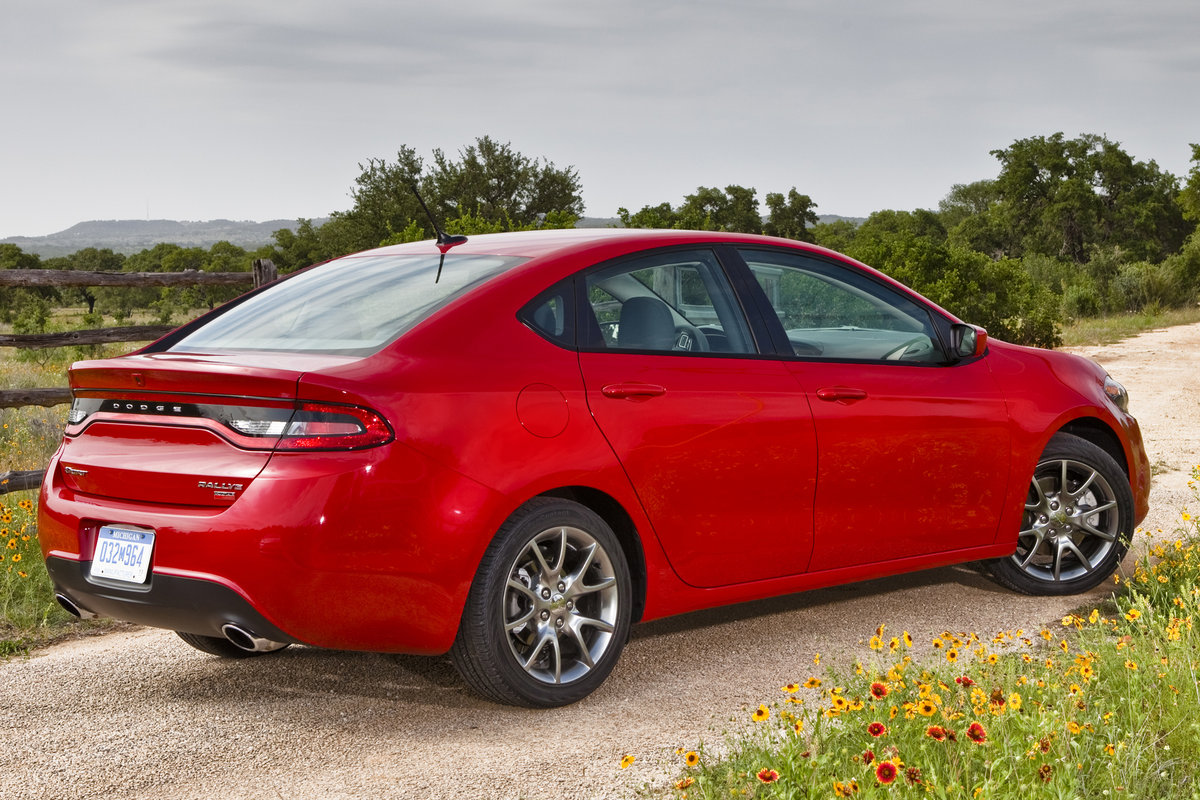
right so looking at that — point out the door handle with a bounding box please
[815,386,868,402]
[601,383,667,399]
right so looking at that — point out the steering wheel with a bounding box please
[672,323,708,352]
[883,336,934,361]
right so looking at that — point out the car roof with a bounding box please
[363,227,842,261]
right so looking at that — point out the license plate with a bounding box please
[90,526,155,584]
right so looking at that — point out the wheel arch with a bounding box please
[1055,417,1130,477]
[539,486,647,624]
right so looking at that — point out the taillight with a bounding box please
[65,395,393,452]
[273,403,394,451]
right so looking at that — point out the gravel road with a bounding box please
[3,323,1196,800]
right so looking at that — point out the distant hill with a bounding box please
[3,214,865,258]
[1,219,325,258]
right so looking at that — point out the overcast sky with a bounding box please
[2,0,1197,238]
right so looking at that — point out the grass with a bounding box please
[645,469,1200,799]
[0,334,149,655]
[1059,305,1200,347]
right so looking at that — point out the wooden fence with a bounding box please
[0,260,277,494]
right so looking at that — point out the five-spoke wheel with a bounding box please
[988,433,1133,595]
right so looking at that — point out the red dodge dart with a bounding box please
[39,228,1150,706]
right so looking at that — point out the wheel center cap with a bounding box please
[550,594,566,610]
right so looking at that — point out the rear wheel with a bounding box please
[988,433,1134,595]
[450,498,632,707]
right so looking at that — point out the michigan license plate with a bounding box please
[91,526,155,584]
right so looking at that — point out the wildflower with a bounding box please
[1125,609,1142,622]
[1067,721,1082,735]
[966,722,987,744]
[869,635,884,651]
[916,700,937,717]
[675,777,694,790]
[11,553,20,563]
[684,751,700,767]
[752,704,770,722]
[888,637,900,652]
[756,768,779,784]
[1040,629,1053,641]
[946,648,959,664]
[1104,743,1116,757]
[932,637,944,649]
[1038,764,1053,782]
[781,682,800,693]
[905,766,922,786]
[793,720,803,734]
[867,721,887,737]
[619,755,635,769]
[926,725,947,741]
[1124,660,1138,671]
[1009,692,1022,711]
[18,499,33,511]
[1089,609,1100,624]
[862,749,875,765]
[17,570,28,578]
[870,682,888,699]
[813,652,821,665]
[903,631,913,647]
[955,675,975,687]
[803,677,822,689]
[875,761,898,785]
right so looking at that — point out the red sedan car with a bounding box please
[39,228,1150,706]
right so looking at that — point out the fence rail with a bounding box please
[1,260,279,494]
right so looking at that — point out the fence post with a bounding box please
[253,258,278,288]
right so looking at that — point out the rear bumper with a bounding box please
[38,441,512,656]
[46,556,301,644]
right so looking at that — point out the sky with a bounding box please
[2,0,1198,239]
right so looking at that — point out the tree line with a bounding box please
[3,134,1199,348]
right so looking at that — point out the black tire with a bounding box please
[175,631,286,659]
[987,432,1134,595]
[450,498,633,707]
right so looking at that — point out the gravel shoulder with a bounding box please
[3,324,1197,800]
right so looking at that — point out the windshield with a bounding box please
[169,253,527,355]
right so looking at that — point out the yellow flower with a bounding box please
[1104,743,1116,757]
[869,636,884,651]
[1088,609,1100,624]
[932,637,944,649]
[782,683,800,694]
[619,755,635,769]
[752,704,770,722]
[1125,609,1142,622]
[1008,692,1022,710]
[11,554,21,563]
[685,751,700,767]
[1124,660,1138,671]
[1067,721,1082,735]
[1040,629,1053,641]
[888,637,900,652]
[813,652,821,665]
[902,631,913,647]
[916,700,937,717]
[803,677,822,689]
[946,648,959,663]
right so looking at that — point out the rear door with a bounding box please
[576,248,819,588]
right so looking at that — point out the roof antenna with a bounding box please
[410,185,468,283]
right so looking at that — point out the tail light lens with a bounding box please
[273,403,393,451]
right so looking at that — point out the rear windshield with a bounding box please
[169,253,526,355]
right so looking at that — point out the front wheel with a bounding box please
[450,498,632,707]
[988,433,1134,595]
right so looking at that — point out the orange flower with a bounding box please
[875,761,898,785]
[756,768,779,784]
[967,722,987,744]
[675,777,695,790]
[870,682,888,699]
[926,725,947,741]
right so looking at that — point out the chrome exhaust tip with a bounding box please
[55,593,98,620]
[220,623,288,653]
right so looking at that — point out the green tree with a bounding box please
[988,133,1189,263]
[763,188,819,242]
[1179,143,1200,223]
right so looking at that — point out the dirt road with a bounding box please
[2,324,1196,800]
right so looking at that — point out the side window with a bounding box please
[519,281,574,347]
[583,250,755,355]
[740,249,945,363]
